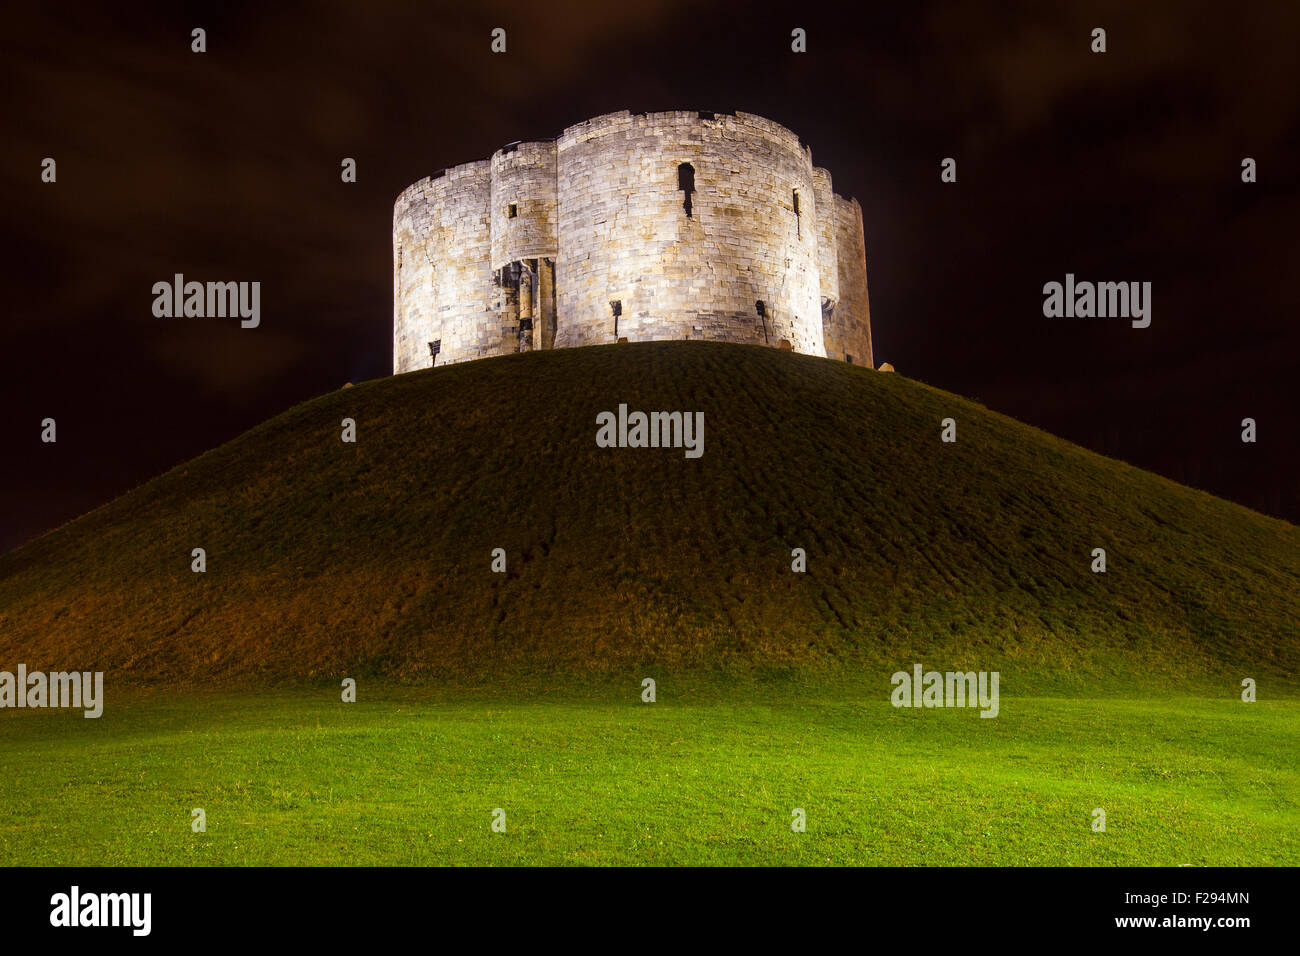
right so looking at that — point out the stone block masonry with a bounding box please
[393,110,872,372]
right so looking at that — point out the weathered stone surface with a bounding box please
[826,195,872,368]
[393,110,872,372]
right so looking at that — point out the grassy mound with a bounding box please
[1,342,1295,688]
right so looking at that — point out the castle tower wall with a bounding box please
[811,168,839,308]
[829,195,872,367]
[553,110,825,355]
[490,142,559,269]
[393,162,501,368]
[393,110,869,372]
[393,179,440,373]
[430,161,499,364]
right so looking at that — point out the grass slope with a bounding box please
[0,341,1296,689]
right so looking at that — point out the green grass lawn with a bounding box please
[2,685,1295,866]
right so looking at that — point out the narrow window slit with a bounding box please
[677,163,695,218]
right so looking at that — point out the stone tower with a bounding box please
[393,110,871,372]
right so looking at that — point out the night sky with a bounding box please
[2,0,1296,553]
